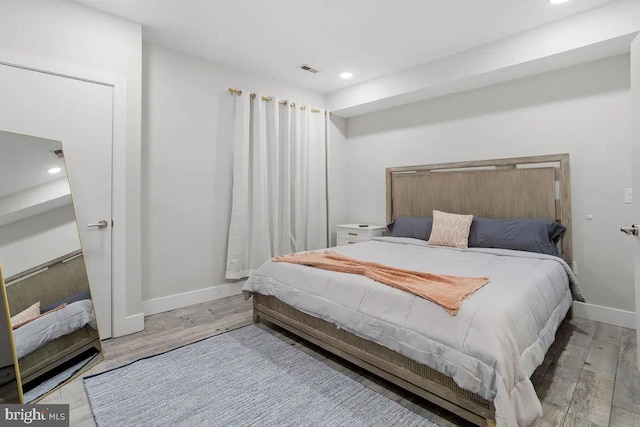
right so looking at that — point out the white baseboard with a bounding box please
[572,301,636,329]
[141,287,636,329]
[142,282,245,317]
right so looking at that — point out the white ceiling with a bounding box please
[0,131,67,199]
[75,0,614,94]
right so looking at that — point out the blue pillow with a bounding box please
[387,216,433,240]
[41,289,92,313]
[468,217,565,256]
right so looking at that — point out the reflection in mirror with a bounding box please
[0,130,103,403]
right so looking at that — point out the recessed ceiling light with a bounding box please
[339,71,353,80]
[48,167,62,175]
[549,0,569,4]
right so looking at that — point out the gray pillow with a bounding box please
[387,216,433,240]
[468,217,566,256]
[41,289,92,313]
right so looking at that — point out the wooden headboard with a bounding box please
[386,154,572,263]
[4,251,89,315]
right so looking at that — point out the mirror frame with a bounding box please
[0,263,23,403]
[0,131,103,403]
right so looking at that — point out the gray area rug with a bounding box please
[84,325,439,427]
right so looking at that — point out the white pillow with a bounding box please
[427,210,474,249]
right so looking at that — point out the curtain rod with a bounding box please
[228,87,330,115]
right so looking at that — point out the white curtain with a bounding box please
[225,93,327,279]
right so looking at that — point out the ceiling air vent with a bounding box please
[52,149,64,158]
[299,64,319,74]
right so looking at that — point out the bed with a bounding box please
[243,154,578,427]
[13,299,96,359]
[4,252,100,385]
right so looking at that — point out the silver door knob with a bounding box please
[620,224,639,236]
[88,220,108,229]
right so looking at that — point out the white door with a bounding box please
[0,64,113,338]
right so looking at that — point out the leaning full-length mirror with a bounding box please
[0,130,103,403]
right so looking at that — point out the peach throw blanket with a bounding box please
[273,251,489,315]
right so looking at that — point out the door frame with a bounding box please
[0,48,143,337]
[632,36,640,371]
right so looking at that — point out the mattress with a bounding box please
[242,237,583,427]
[13,299,97,359]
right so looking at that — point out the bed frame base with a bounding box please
[253,294,496,426]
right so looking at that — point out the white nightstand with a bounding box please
[336,224,386,246]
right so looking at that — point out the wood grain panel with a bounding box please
[391,168,555,220]
[5,254,89,315]
[619,328,638,369]
[613,365,640,415]
[609,405,640,426]
[548,343,589,382]
[386,154,572,264]
[567,369,614,426]
[583,341,619,379]
[531,402,567,427]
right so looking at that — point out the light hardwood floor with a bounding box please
[40,295,640,427]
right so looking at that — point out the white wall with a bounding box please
[0,0,143,325]
[141,42,324,311]
[345,54,633,314]
[0,205,80,279]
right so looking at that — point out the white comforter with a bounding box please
[13,299,97,359]
[242,237,583,427]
